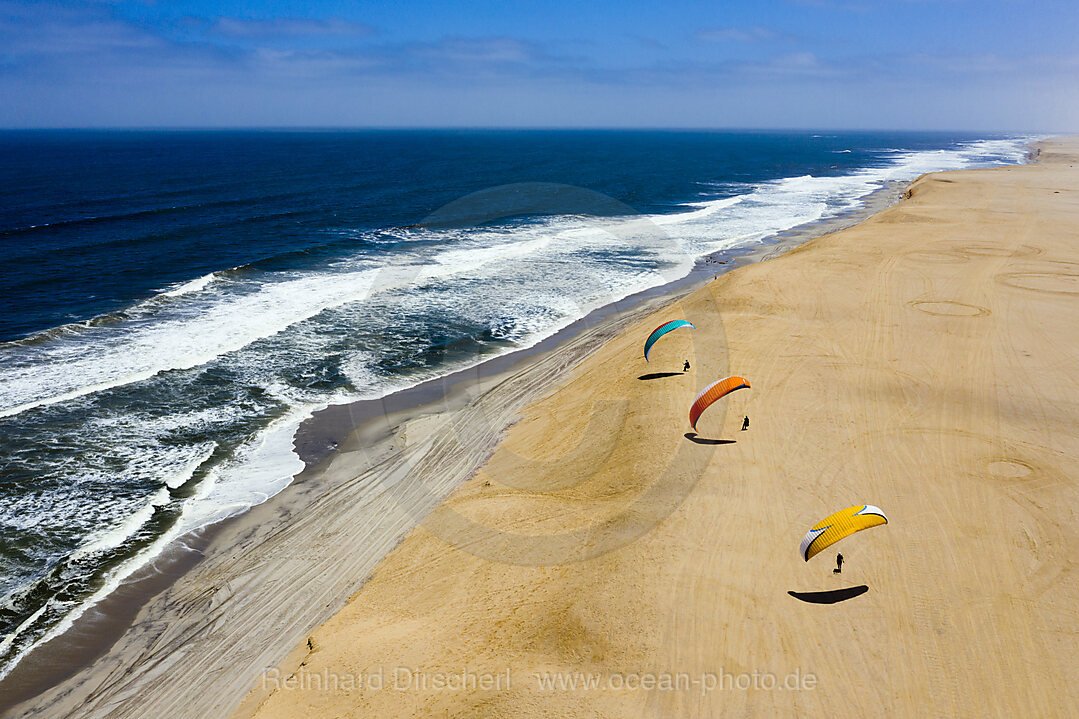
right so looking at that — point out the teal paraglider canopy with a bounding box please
[643,320,695,361]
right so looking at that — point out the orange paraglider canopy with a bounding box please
[689,376,750,430]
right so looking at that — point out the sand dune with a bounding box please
[237,138,1079,718]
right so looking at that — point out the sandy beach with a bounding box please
[231,137,1079,718]
[5,137,1079,719]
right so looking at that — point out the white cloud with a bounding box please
[213,17,372,38]
[696,26,778,43]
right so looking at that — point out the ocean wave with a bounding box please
[159,273,220,298]
[0,188,316,239]
[0,267,383,419]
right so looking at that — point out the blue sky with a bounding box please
[1,0,1076,129]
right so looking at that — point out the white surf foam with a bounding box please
[173,407,310,534]
[0,409,310,682]
[0,267,383,419]
[69,487,172,561]
[159,272,220,298]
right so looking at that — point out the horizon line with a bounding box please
[0,125,1064,135]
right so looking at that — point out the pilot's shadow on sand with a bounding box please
[638,372,682,380]
[683,432,735,445]
[788,585,869,604]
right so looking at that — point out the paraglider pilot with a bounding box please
[741,415,750,431]
[834,553,844,574]
[683,360,690,372]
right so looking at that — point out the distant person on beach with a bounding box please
[741,415,749,431]
[683,360,690,372]
[834,553,844,574]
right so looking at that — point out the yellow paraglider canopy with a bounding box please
[799,505,888,561]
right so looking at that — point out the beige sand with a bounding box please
[237,138,1079,718]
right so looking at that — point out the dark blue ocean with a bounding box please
[0,129,1035,674]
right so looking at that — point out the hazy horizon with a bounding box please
[0,126,1058,133]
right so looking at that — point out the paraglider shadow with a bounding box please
[638,372,682,380]
[684,433,735,445]
[787,585,869,604]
